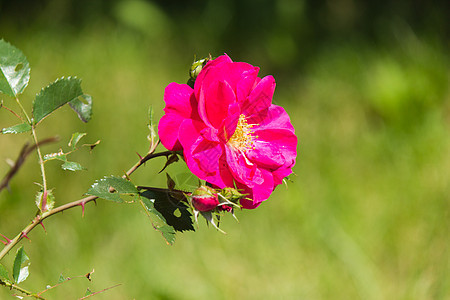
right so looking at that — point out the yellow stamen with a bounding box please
[228,114,258,151]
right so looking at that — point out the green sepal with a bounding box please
[32,77,84,124]
[12,246,29,284]
[35,189,56,213]
[0,39,30,97]
[86,176,138,202]
[1,122,31,134]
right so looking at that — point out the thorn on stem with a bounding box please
[136,152,143,160]
[39,221,47,233]
[0,233,12,245]
[21,231,31,241]
[79,201,86,217]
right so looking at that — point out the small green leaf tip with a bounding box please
[0,39,30,97]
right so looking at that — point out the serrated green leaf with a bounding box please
[61,161,86,171]
[140,189,194,232]
[87,176,138,202]
[12,246,29,283]
[43,150,66,162]
[0,39,30,97]
[35,189,55,213]
[32,77,83,124]
[69,94,92,123]
[155,224,176,245]
[141,197,176,245]
[0,263,9,280]
[1,122,31,134]
[68,132,87,150]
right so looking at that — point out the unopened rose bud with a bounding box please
[187,56,211,88]
[191,186,219,212]
[221,187,245,202]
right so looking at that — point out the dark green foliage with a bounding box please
[140,189,194,245]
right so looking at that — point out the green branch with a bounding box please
[0,145,174,261]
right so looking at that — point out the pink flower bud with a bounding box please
[191,186,219,212]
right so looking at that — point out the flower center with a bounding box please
[228,114,257,151]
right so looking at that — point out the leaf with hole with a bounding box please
[69,94,92,123]
[0,39,30,97]
[140,188,194,244]
[87,176,138,202]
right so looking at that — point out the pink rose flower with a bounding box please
[158,54,297,209]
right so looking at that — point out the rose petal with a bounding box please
[204,80,237,129]
[248,129,297,170]
[238,168,274,208]
[196,61,259,101]
[249,104,295,134]
[162,83,195,117]
[179,119,233,188]
[225,146,263,187]
[235,68,259,103]
[158,83,197,150]
[241,75,275,118]
[158,114,185,151]
[220,102,240,143]
[194,54,233,99]
[272,166,294,186]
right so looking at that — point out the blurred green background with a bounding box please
[0,0,449,299]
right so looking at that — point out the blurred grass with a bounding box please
[1,7,449,300]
